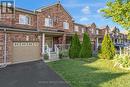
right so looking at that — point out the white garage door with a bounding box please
[13,42,41,64]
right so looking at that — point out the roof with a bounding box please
[15,7,36,15]
[98,26,108,29]
[85,23,96,27]
[120,30,128,35]
[0,4,36,15]
[35,2,73,19]
[74,23,86,27]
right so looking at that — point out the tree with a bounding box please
[99,34,116,59]
[101,0,130,30]
[69,33,81,58]
[79,33,92,58]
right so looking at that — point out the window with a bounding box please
[92,28,94,34]
[45,18,53,27]
[19,15,30,25]
[63,22,69,29]
[74,26,79,32]
[96,30,99,35]
[82,28,84,33]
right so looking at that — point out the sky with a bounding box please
[14,0,124,31]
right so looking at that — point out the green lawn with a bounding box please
[48,58,130,87]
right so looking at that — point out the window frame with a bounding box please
[63,21,69,29]
[19,15,31,25]
[74,25,79,32]
[45,18,53,27]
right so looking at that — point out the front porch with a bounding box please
[42,32,72,61]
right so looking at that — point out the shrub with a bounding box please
[44,54,49,60]
[114,54,130,68]
[69,33,81,58]
[99,34,115,59]
[79,33,92,58]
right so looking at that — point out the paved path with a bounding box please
[0,60,70,87]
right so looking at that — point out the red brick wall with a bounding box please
[73,23,87,41]
[0,10,37,29]
[0,32,4,63]
[37,4,74,33]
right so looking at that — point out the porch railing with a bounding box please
[55,44,70,52]
[54,44,70,58]
[44,44,70,59]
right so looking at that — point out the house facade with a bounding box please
[0,2,128,65]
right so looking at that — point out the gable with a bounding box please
[36,3,73,19]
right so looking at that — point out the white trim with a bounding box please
[19,15,31,25]
[63,21,69,29]
[0,62,11,66]
[42,33,45,55]
[96,38,99,49]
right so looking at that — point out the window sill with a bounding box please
[16,23,32,26]
[43,26,54,28]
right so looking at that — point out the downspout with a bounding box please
[36,11,44,60]
[0,29,7,68]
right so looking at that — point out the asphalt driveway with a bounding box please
[0,60,70,87]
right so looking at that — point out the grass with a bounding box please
[48,58,130,87]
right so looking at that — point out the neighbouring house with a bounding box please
[0,2,128,65]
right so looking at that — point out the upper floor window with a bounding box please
[63,22,69,29]
[45,18,53,27]
[92,28,94,34]
[19,15,30,25]
[96,30,99,35]
[82,28,84,33]
[74,26,79,32]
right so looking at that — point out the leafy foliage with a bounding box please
[69,33,81,58]
[79,33,92,58]
[99,34,116,59]
[101,0,130,30]
[114,54,130,68]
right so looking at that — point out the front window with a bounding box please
[19,15,30,25]
[63,22,69,29]
[45,18,53,27]
[74,26,79,32]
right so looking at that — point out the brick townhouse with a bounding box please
[0,2,77,64]
[0,2,128,65]
[85,23,128,51]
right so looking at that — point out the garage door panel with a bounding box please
[13,42,40,63]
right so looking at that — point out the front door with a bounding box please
[45,37,53,51]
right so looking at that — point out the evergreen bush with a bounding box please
[99,34,115,59]
[69,33,81,58]
[79,33,92,58]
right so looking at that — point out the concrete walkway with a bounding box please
[0,60,70,87]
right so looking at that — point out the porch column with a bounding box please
[96,37,99,49]
[62,34,66,44]
[42,33,45,56]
